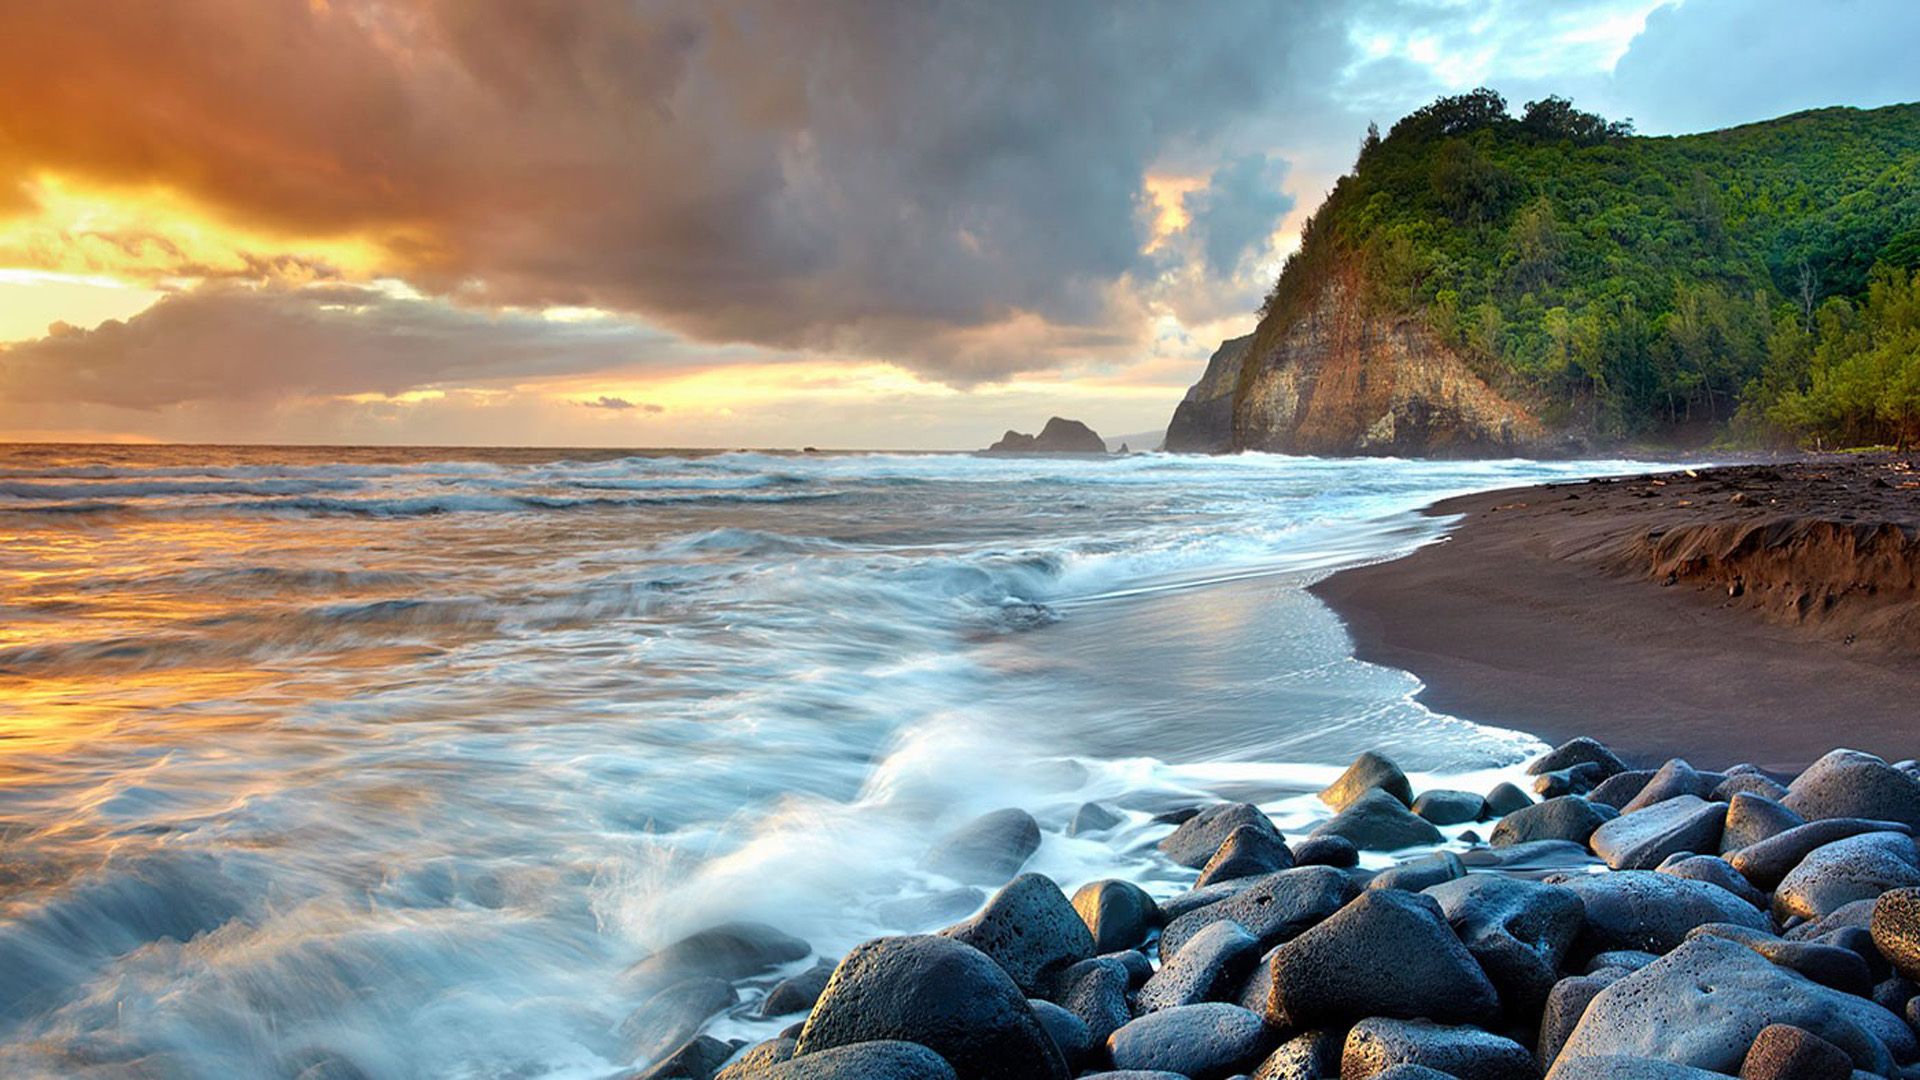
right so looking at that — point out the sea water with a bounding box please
[0,444,1647,1077]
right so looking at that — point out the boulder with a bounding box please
[1341,1018,1536,1080]
[1159,866,1359,955]
[1369,1067,1460,1080]
[1291,835,1359,868]
[1425,874,1584,1016]
[1528,737,1629,780]
[943,874,1094,996]
[1713,773,1789,803]
[1071,879,1159,954]
[1622,759,1718,813]
[1321,751,1415,810]
[1261,890,1500,1030]
[1784,898,1880,941]
[1547,1059,1728,1079]
[1461,840,1601,875]
[925,809,1043,886]
[1160,879,1249,922]
[794,935,1069,1079]
[1534,763,1606,799]
[1538,971,1625,1068]
[1589,796,1726,871]
[1783,750,1920,832]
[1870,887,1920,982]
[1412,789,1487,826]
[1738,1023,1852,1080]
[1728,818,1914,890]
[1135,919,1261,1013]
[637,1035,734,1080]
[1654,854,1765,909]
[1549,935,1913,1076]
[1548,870,1767,954]
[1197,824,1295,888]
[1311,788,1443,850]
[1771,831,1920,921]
[1587,770,1657,810]
[1105,1004,1271,1080]
[1366,852,1465,893]
[714,1038,797,1080]
[1718,794,1806,855]
[1029,1000,1093,1070]
[631,922,813,985]
[1049,956,1131,1046]
[1684,922,1874,996]
[1068,802,1125,837]
[760,960,835,1018]
[1484,782,1534,818]
[1490,797,1616,848]
[752,1041,959,1080]
[1160,804,1284,869]
[625,977,738,1064]
[1249,1029,1342,1079]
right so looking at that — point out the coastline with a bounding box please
[1311,455,1920,772]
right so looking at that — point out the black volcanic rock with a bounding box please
[1261,889,1500,1030]
[985,417,1107,453]
[942,873,1093,996]
[794,934,1069,1079]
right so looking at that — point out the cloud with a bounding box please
[579,395,662,413]
[0,0,1367,383]
[0,284,683,409]
[1606,0,1920,134]
[1183,155,1296,277]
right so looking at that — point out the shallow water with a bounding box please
[0,444,1650,1077]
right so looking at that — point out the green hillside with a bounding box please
[1256,91,1920,446]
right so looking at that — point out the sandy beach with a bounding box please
[1312,455,1920,771]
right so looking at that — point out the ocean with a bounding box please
[0,444,1647,1077]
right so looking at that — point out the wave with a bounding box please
[0,489,849,519]
[0,478,367,500]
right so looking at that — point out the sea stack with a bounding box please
[985,417,1108,454]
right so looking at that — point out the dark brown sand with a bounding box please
[1311,456,1920,773]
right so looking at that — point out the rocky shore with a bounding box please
[625,738,1920,1079]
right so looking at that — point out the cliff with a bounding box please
[1164,93,1920,456]
[1162,335,1251,452]
[1223,271,1540,456]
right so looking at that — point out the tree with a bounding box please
[1519,95,1633,145]
[1431,139,1518,225]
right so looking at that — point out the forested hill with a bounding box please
[1234,92,1920,451]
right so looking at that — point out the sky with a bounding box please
[2,0,1918,449]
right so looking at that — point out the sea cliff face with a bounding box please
[1162,335,1251,452]
[1171,271,1544,457]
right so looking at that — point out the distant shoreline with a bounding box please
[1311,454,1920,772]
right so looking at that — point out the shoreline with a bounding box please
[1310,455,1920,772]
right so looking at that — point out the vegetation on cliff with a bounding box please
[1256,91,1920,446]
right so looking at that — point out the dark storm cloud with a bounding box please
[0,285,673,409]
[0,0,1360,381]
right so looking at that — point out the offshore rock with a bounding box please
[985,417,1107,454]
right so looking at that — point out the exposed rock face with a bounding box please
[1162,334,1252,452]
[1169,271,1543,456]
[986,417,1107,453]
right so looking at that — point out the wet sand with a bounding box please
[1312,456,1920,772]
